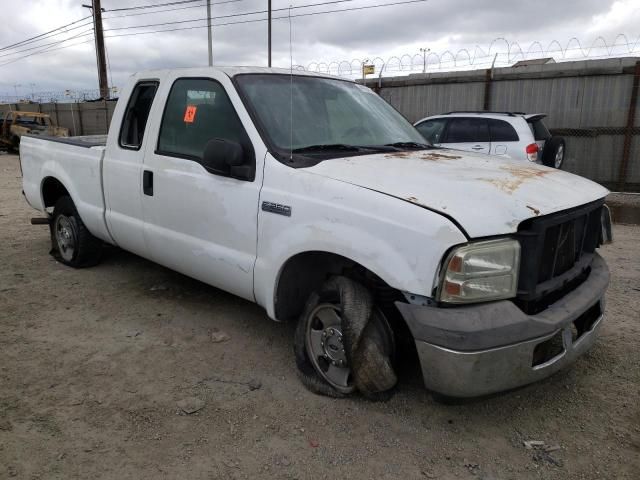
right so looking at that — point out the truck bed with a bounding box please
[32,134,108,148]
[20,135,112,243]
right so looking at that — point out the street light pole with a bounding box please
[420,47,430,73]
[206,0,213,66]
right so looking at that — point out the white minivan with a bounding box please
[414,111,566,168]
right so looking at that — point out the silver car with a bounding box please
[414,111,566,168]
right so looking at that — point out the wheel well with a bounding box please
[42,177,70,209]
[275,251,418,370]
[274,251,404,322]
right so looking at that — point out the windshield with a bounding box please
[235,74,427,157]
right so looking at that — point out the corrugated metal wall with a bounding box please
[373,57,640,190]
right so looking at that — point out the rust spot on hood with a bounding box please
[480,164,554,194]
[406,196,419,203]
[526,205,541,216]
[384,151,412,158]
[420,152,462,161]
[384,151,462,161]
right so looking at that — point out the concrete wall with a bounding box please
[368,57,640,191]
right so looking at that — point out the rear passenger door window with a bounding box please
[156,78,253,168]
[415,118,447,144]
[488,118,519,156]
[442,117,490,155]
[119,81,159,150]
[488,119,519,142]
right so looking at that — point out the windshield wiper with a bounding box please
[383,141,430,150]
[292,144,363,153]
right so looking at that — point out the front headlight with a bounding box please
[438,238,520,304]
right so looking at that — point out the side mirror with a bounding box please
[202,138,245,177]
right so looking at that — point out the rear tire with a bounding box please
[10,136,20,153]
[542,137,565,169]
[294,276,397,400]
[50,196,102,268]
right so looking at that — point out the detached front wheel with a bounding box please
[50,196,102,268]
[294,276,397,400]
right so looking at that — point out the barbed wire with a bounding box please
[2,34,639,101]
[298,34,640,77]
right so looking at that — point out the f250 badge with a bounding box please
[262,201,292,217]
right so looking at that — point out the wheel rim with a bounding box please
[55,214,76,262]
[305,303,355,394]
[554,145,564,168]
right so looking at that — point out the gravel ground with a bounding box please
[1,153,639,479]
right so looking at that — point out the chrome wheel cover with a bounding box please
[54,214,76,262]
[554,145,564,168]
[305,303,355,394]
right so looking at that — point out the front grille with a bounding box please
[514,199,604,315]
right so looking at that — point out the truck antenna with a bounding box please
[288,5,293,162]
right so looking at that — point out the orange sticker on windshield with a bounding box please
[183,105,197,123]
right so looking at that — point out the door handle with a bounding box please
[143,170,153,196]
[471,145,484,150]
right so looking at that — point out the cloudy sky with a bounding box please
[0,0,639,98]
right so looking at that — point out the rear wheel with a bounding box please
[294,276,397,400]
[50,196,102,268]
[542,137,565,169]
[10,136,20,153]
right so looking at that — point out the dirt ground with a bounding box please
[1,152,639,480]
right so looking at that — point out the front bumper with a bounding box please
[396,253,609,398]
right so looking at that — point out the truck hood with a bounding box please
[305,149,609,238]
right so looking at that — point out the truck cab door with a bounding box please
[103,81,160,257]
[140,75,263,301]
[440,117,490,155]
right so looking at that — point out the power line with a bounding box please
[103,0,359,32]
[105,0,213,12]
[103,0,430,38]
[103,0,243,19]
[0,0,429,68]
[0,38,95,68]
[0,29,95,59]
[0,15,92,52]
[0,0,206,55]
[0,20,93,54]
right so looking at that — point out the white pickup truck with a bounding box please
[20,67,612,400]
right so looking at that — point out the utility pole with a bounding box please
[268,0,272,67]
[83,0,109,99]
[206,0,213,66]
